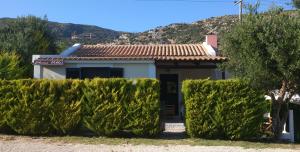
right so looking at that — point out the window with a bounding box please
[66,67,124,79]
[110,68,123,78]
[66,68,80,79]
[81,67,110,79]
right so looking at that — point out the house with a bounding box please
[32,34,227,118]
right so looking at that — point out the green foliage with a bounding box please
[50,80,82,135]
[182,79,268,139]
[82,78,160,136]
[294,0,300,9]
[0,16,57,77]
[124,79,160,136]
[82,79,129,136]
[0,80,82,135]
[0,80,15,131]
[6,80,54,135]
[220,8,300,91]
[0,78,160,136]
[220,7,300,138]
[0,52,24,80]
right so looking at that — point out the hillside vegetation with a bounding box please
[0,15,239,45]
[1,10,299,46]
[0,18,123,45]
[115,15,239,44]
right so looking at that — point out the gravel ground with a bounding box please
[0,137,298,152]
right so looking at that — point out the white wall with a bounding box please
[35,60,156,79]
[42,66,66,79]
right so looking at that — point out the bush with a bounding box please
[82,79,130,136]
[182,79,268,140]
[0,80,15,131]
[6,80,54,135]
[0,52,24,80]
[49,80,82,135]
[124,79,160,136]
[0,78,160,136]
[0,79,82,135]
[82,78,160,136]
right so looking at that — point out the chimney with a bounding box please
[205,34,218,49]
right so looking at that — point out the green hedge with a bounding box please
[182,79,268,140]
[0,80,14,131]
[0,78,160,136]
[82,79,160,136]
[0,79,82,135]
[124,79,160,136]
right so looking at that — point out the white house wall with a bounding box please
[42,66,66,79]
[35,60,156,79]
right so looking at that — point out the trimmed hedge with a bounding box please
[124,79,160,136]
[182,79,268,140]
[0,80,14,131]
[0,78,160,136]
[1,79,82,135]
[82,79,160,136]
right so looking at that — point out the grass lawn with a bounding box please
[1,134,299,149]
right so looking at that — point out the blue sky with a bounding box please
[0,0,293,32]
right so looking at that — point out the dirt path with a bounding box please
[0,137,298,152]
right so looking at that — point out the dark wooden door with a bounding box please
[160,74,179,116]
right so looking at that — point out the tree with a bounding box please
[220,8,300,139]
[0,16,57,78]
[293,0,300,9]
[0,52,24,80]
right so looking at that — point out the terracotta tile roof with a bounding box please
[68,44,226,61]
[33,44,226,65]
[34,58,64,65]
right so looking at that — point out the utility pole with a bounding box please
[235,0,243,22]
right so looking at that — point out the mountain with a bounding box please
[0,11,297,45]
[114,15,239,45]
[0,18,125,45]
[0,15,239,45]
[48,22,124,44]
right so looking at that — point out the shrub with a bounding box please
[6,80,54,135]
[0,80,15,131]
[124,79,160,136]
[0,78,160,136]
[182,79,268,139]
[82,78,160,136]
[1,79,82,135]
[0,52,24,80]
[49,80,82,135]
[82,79,130,136]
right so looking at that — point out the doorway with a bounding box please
[160,74,179,117]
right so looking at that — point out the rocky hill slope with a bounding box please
[0,18,124,44]
[114,15,239,45]
[0,15,240,45]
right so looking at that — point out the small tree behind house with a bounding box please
[0,16,57,78]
